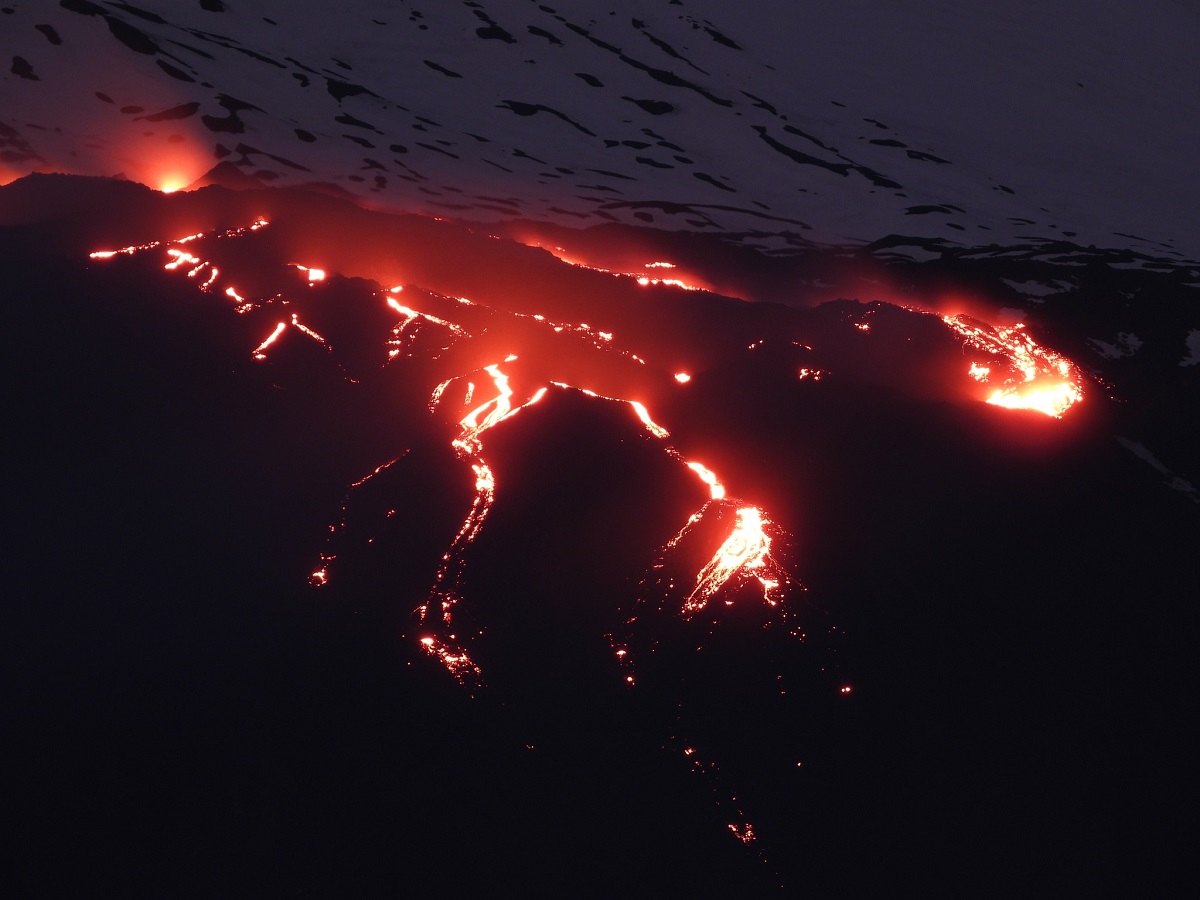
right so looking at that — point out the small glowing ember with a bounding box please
[727,822,757,845]
[674,372,692,384]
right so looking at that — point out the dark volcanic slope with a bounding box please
[5,175,1198,895]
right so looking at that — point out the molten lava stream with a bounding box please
[416,362,547,688]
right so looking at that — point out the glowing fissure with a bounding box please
[511,307,636,358]
[386,296,464,334]
[418,363,549,688]
[310,454,407,588]
[672,739,764,858]
[252,322,287,360]
[89,240,161,259]
[526,244,704,291]
[943,314,1084,417]
[290,312,327,344]
[89,219,350,362]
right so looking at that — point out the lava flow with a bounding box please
[943,314,1084,417]
[416,361,547,688]
[81,197,1092,868]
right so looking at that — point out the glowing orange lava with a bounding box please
[685,462,726,501]
[294,265,326,282]
[943,314,1083,417]
[252,322,287,360]
[419,636,483,685]
[518,242,706,291]
[416,363,550,686]
[683,506,784,615]
[85,217,800,859]
[630,401,671,439]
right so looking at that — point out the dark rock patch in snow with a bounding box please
[905,204,964,216]
[326,78,371,102]
[335,113,382,133]
[624,97,674,115]
[497,101,596,136]
[527,26,562,45]
[35,24,63,45]
[693,171,735,192]
[156,60,195,82]
[906,149,951,164]
[424,60,463,78]
[11,56,38,80]
[135,102,201,122]
[201,94,258,134]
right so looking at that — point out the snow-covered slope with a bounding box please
[4,0,1199,265]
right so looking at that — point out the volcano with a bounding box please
[4,2,1198,896]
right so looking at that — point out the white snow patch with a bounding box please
[1117,437,1200,503]
[1000,278,1073,298]
[1087,332,1143,360]
[1182,330,1200,367]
